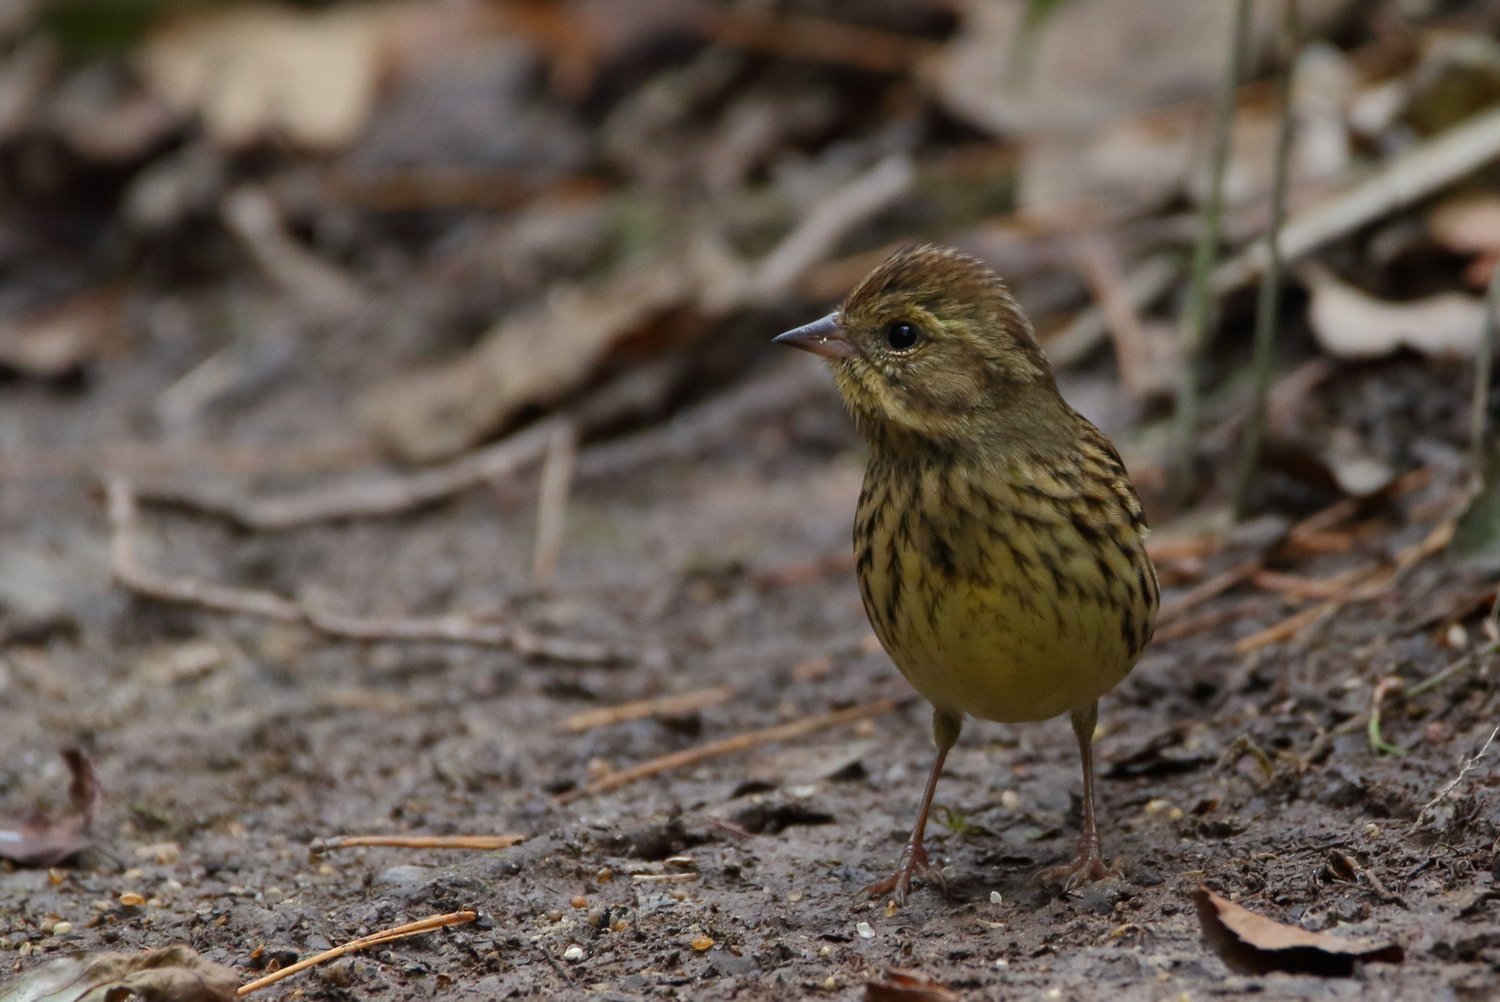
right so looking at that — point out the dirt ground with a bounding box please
[2,305,1498,1001]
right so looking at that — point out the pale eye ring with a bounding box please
[885,321,919,351]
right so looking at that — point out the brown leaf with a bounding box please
[138,1,414,150]
[1194,885,1405,977]
[0,749,100,867]
[363,249,703,461]
[865,969,962,1002]
[62,747,99,832]
[1304,266,1485,360]
[0,288,127,380]
[0,943,239,1001]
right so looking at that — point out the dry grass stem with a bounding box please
[106,477,620,664]
[1419,724,1500,823]
[1172,0,1252,493]
[532,420,578,586]
[237,910,477,996]
[310,835,525,853]
[562,685,736,733]
[1233,0,1299,517]
[556,695,914,804]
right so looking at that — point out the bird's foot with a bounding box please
[1039,842,1118,891]
[863,841,944,905]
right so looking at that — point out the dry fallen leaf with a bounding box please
[1429,193,1500,288]
[138,1,413,150]
[0,944,239,1002]
[362,245,712,461]
[0,748,99,868]
[1304,266,1486,360]
[0,288,127,380]
[1194,884,1405,977]
[865,968,962,1002]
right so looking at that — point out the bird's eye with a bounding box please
[885,321,920,351]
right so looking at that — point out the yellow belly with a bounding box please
[869,556,1137,722]
[854,453,1156,724]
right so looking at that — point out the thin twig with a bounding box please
[310,834,525,853]
[749,154,915,301]
[1069,234,1156,397]
[707,8,942,75]
[1157,557,1264,625]
[555,695,914,804]
[1233,0,1299,518]
[237,911,477,996]
[1235,516,1458,654]
[106,477,622,665]
[532,420,578,587]
[1172,0,1252,495]
[562,685,736,732]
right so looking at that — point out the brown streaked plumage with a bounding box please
[775,244,1158,903]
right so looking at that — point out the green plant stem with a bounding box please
[1172,0,1253,498]
[1233,0,1300,519]
[1471,259,1500,480]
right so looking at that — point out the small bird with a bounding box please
[774,244,1158,902]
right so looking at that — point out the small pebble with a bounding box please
[787,891,803,903]
[51,922,72,936]
[823,975,838,991]
[1000,790,1020,810]
[562,945,585,962]
[570,896,587,909]
[690,935,714,952]
[119,893,145,907]
[855,922,875,939]
[990,891,1002,905]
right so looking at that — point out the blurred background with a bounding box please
[1,0,1494,491]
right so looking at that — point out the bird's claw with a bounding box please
[863,841,944,906]
[1039,842,1118,891]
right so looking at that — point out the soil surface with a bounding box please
[1,320,1498,1000]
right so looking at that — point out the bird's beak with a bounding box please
[772,313,855,359]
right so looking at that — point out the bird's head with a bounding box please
[774,244,1057,446]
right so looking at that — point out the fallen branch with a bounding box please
[556,695,914,805]
[1214,104,1500,295]
[106,477,621,665]
[136,417,567,532]
[237,910,477,996]
[310,834,525,853]
[135,360,829,531]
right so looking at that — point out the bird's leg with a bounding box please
[1041,701,1119,889]
[865,708,961,905]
